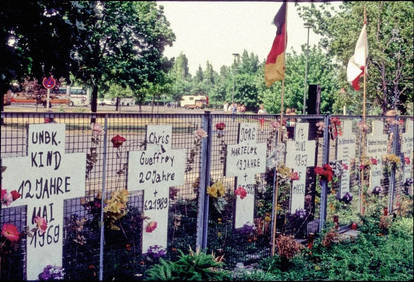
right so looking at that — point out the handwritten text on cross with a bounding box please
[226,123,266,229]
[1,123,86,280]
[337,120,356,198]
[286,123,316,213]
[127,125,185,253]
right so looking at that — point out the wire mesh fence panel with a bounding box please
[0,112,101,280]
[100,113,204,279]
[205,113,327,268]
[1,111,412,279]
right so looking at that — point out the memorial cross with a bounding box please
[366,120,388,189]
[226,123,266,229]
[127,125,185,253]
[401,119,413,191]
[336,120,356,198]
[285,123,316,213]
[1,123,86,280]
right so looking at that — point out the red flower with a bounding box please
[1,189,6,200]
[342,163,349,170]
[314,164,333,182]
[290,171,300,181]
[404,157,411,165]
[2,223,20,242]
[145,221,157,233]
[10,190,21,201]
[215,122,226,131]
[111,135,126,148]
[370,158,378,165]
[34,216,47,234]
[330,117,341,126]
[235,186,247,200]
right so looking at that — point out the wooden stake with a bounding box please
[361,6,367,215]
[271,1,287,257]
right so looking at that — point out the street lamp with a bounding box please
[303,22,312,114]
[231,53,240,107]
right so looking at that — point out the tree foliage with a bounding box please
[297,1,414,114]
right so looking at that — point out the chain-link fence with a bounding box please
[0,111,412,280]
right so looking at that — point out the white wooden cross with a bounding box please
[127,125,185,253]
[336,120,356,198]
[401,119,413,192]
[366,120,388,189]
[226,123,266,229]
[285,123,316,213]
[1,123,86,280]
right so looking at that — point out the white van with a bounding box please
[56,86,90,106]
[180,95,207,109]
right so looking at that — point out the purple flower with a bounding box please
[38,265,64,280]
[237,222,256,235]
[372,186,383,195]
[146,245,167,260]
[295,208,307,219]
[341,192,353,204]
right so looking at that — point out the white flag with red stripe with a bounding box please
[347,24,368,91]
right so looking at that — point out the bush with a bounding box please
[145,247,226,281]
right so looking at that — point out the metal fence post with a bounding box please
[99,115,108,281]
[388,119,399,213]
[319,114,330,231]
[196,111,212,250]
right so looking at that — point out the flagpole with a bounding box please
[271,1,287,257]
[361,6,367,215]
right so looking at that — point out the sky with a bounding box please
[159,1,340,75]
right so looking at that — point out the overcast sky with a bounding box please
[158,1,340,75]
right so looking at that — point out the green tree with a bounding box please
[297,1,414,114]
[168,52,192,101]
[259,46,340,114]
[69,1,175,115]
[0,0,81,119]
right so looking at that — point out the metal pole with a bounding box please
[47,88,50,109]
[303,23,311,114]
[99,115,108,281]
[388,120,398,213]
[319,114,330,231]
[197,111,212,250]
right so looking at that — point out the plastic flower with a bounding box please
[145,221,158,233]
[341,192,353,204]
[38,265,65,280]
[1,223,20,242]
[295,208,307,219]
[370,158,378,165]
[10,190,21,201]
[111,134,126,148]
[290,171,300,181]
[1,189,13,206]
[404,157,411,165]
[207,181,225,198]
[146,245,166,260]
[358,121,369,132]
[383,153,401,165]
[316,121,325,131]
[372,186,383,195]
[215,122,226,131]
[342,163,349,170]
[207,185,218,198]
[91,123,103,136]
[235,186,247,200]
[314,164,334,182]
[34,216,48,234]
[194,128,208,139]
